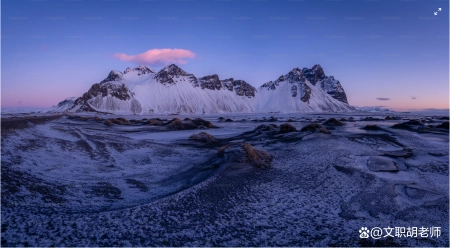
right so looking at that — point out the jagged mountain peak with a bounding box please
[199,74,221,90]
[200,74,219,80]
[259,64,350,107]
[288,67,303,74]
[124,65,155,75]
[160,64,188,76]
[312,64,323,70]
[100,70,123,84]
[302,65,326,85]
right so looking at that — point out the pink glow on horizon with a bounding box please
[114,48,196,65]
[1,91,79,109]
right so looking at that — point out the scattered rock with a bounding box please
[147,119,163,126]
[287,118,296,122]
[339,118,347,122]
[191,118,215,128]
[217,143,273,168]
[106,118,129,125]
[436,122,449,129]
[224,118,234,122]
[242,143,273,168]
[268,116,278,122]
[255,124,278,132]
[165,118,215,130]
[279,123,297,133]
[439,116,449,120]
[363,125,382,130]
[104,120,113,126]
[391,120,427,132]
[189,132,218,144]
[300,123,331,134]
[323,118,343,126]
[361,117,382,121]
[165,118,185,130]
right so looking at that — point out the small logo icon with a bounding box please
[371,227,383,239]
[359,227,370,238]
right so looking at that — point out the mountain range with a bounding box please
[49,64,354,114]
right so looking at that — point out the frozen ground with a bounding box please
[1,113,449,246]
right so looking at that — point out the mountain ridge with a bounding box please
[51,64,354,114]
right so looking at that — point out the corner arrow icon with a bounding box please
[434,12,438,15]
[438,8,442,11]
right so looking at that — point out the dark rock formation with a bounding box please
[199,74,222,90]
[100,70,123,84]
[242,143,273,168]
[154,64,198,86]
[279,123,297,133]
[124,65,155,75]
[436,121,449,129]
[164,118,215,130]
[319,76,348,104]
[363,125,382,130]
[189,132,218,144]
[302,64,326,86]
[300,123,331,134]
[255,124,278,132]
[391,120,427,132]
[323,118,343,126]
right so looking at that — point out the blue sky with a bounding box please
[2,0,449,110]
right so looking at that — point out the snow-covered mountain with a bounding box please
[55,64,354,114]
[256,65,354,112]
[46,97,78,113]
[66,64,256,114]
[355,106,393,112]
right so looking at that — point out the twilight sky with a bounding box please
[1,0,449,111]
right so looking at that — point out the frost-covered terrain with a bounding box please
[1,113,448,246]
[51,64,354,115]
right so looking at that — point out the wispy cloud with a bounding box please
[113,48,195,65]
[376,97,390,101]
[411,96,417,99]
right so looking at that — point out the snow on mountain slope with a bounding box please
[256,66,354,113]
[46,97,77,113]
[62,64,354,114]
[69,65,256,114]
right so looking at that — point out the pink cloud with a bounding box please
[113,48,195,65]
